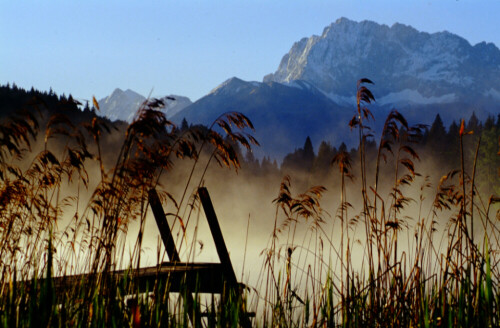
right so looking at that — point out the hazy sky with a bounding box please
[2,0,499,103]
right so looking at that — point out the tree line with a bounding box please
[2,83,498,196]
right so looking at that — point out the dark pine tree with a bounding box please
[244,149,259,173]
[427,114,447,158]
[281,136,315,173]
[484,115,495,131]
[466,111,482,134]
[444,120,460,168]
[302,136,315,172]
[312,141,336,177]
[181,118,189,131]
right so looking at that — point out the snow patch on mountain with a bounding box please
[324,93,356,106]
[484,88,500,100]
[378,89,456,105]
[264,17,500,106]
[209,77,257,96]
[283,80,314,91]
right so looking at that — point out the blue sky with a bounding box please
[2,0,499,102]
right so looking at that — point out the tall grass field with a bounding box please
[0,80,498,327]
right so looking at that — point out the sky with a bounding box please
[2,0,499,103]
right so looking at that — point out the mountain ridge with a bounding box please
[263,17,500,106]
[96,18,499,159]
[170,78,354,158]
[97,88,192,122]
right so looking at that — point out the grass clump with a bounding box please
[253,79,499,327]
[0,81,498,327]
[0,95,257,327]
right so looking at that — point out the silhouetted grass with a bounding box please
[0,96,257,327]
[0,83,498,327]
[252,80,499,327]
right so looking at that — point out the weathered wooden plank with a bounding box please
[18,187,253,327]
[40,262,225,294]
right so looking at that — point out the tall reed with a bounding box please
[0,95,257,327]
[254,79,499,327]
[0,83,498,327]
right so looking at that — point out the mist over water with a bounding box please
[9,103,496,296]
[0,94,497,326]
[114,148,495,299]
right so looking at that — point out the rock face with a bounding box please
[264,17,500,106]
[171,19,499,159]
[98,88,146,122]
[101,18,500,159]
[98,89,191,122]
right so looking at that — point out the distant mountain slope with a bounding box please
[98,88,145,122]
[171,77,354,158]
[102,18,500,159]
[264,17,500,107]
[159,95,193,119]
[98,88,192,122]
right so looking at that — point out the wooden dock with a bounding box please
[48,262,228,295]
[27,187,253,327]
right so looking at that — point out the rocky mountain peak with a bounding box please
[264,18,500,106]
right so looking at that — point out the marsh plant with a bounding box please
[255,79,499,327]
[0,95,258,327]
[0,80,498,327]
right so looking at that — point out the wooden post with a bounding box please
[197,187,238,287]
[148,188,200,327]
[22,187,253,327]
[148,189,180,262]
[198,187,252,328]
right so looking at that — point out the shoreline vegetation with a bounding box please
[0,80,499,327]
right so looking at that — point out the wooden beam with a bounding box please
[148,189,180,262]
[18,188,253,327]
[148,189,200,327]
[198,187,238,287]
[42,262,225,295]
[198,187,252,328]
